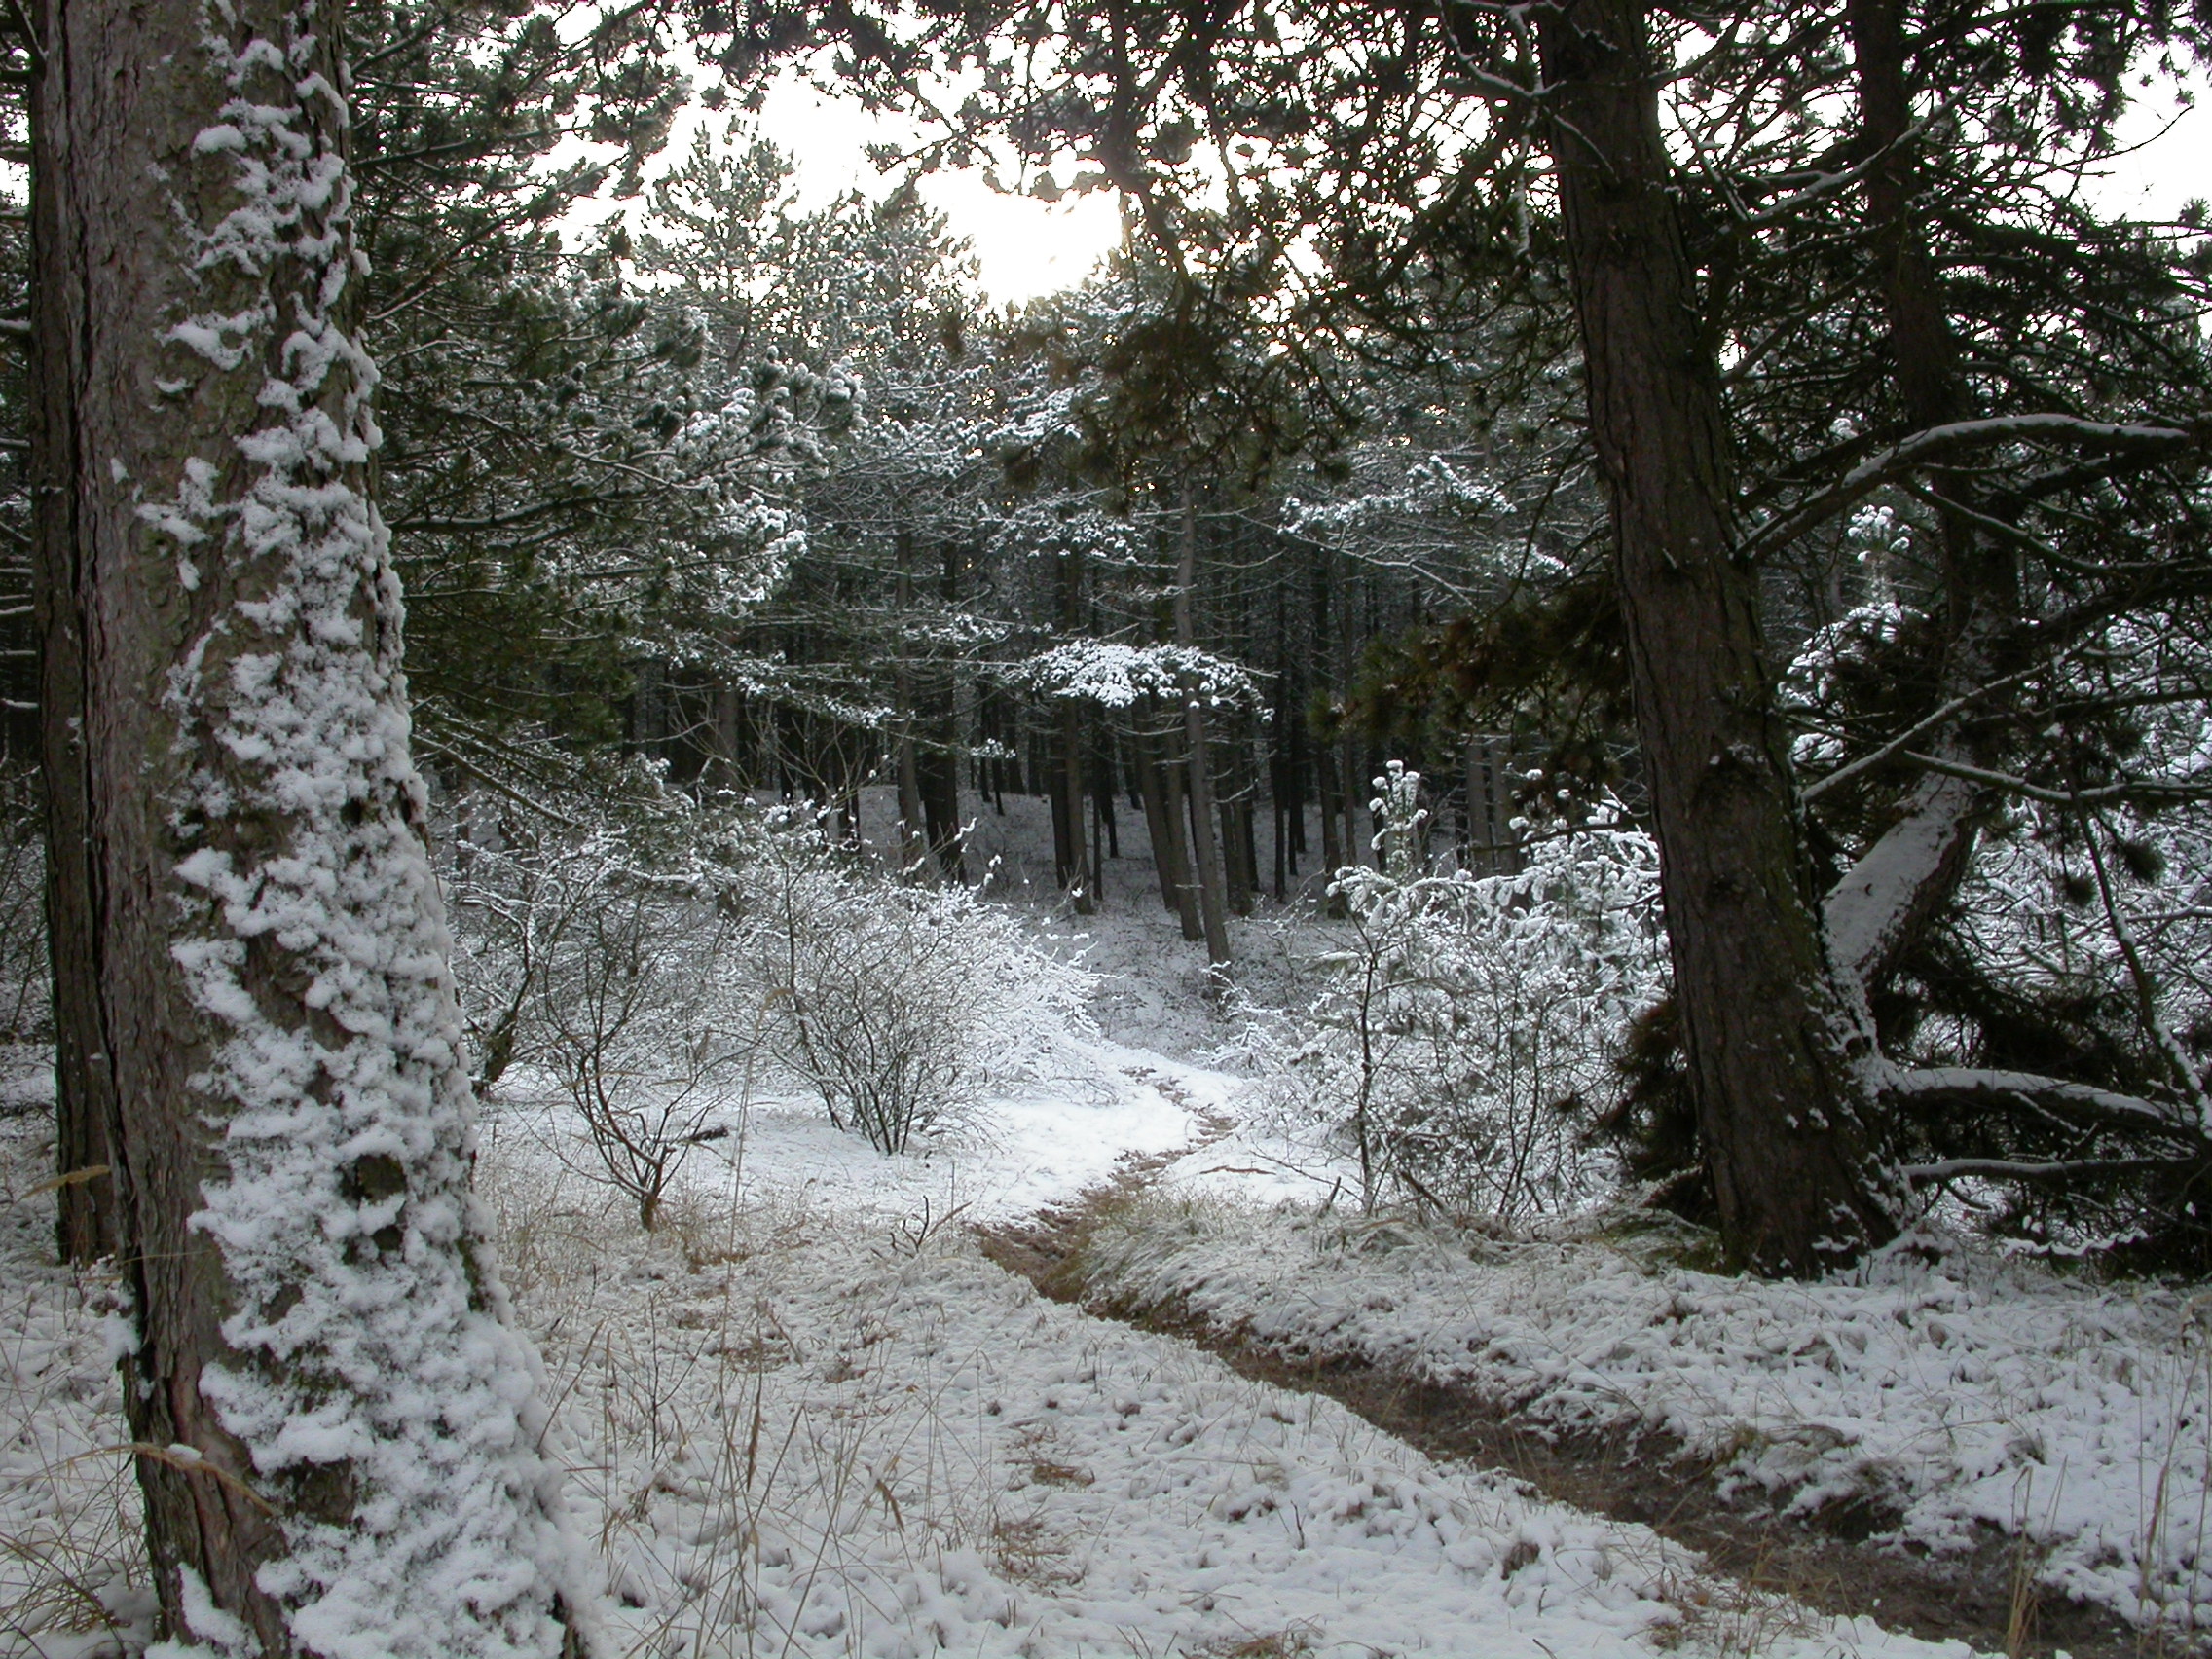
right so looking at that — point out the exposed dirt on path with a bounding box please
[978,1154,2161,1659]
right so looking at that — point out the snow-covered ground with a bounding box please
[1083,1188,2212,1641]
[4,838,2207,1656]
[472,1058,1972,1659]
[9,1028,1976,1659]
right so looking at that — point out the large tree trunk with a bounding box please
[30,0,591,1648]
[1539,0,1895,1273]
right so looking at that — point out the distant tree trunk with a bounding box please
[917,718,965,882]
[1539,0,1894,1273]
[1316,740,1344,875]
[892,543,931,879]
[1176,488,1233,971]
[1059,714,1093,910]
[29,0,591,1645]
[1466,735,1522,875]
[1093,739,1119,859]
[709,686,743,788]
[919,544,967,881]
[39,505,112,1259]
[1055,551,1093,912]
[895,731,929,875]
[1134,711,1202,938]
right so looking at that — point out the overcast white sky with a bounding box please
[615,62,2212,308]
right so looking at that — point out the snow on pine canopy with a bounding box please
[1013,640,1264,712]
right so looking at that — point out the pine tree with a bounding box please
[29,0,593,1644]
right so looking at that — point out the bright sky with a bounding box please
[609,61,2212,310]
[698,73,1124,309]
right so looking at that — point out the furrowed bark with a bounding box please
[31,0,591,1647]
[1538,0,1894,1272]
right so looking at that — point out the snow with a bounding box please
[8,1010,1982,1659]
[469,1085,1975,1659]
[8,771,2206,1656]
[1083,1194,2212,1637]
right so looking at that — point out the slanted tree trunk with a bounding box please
[1538,0,1895,1273]
[30,0,591,1646]
[1820,0,2004,998]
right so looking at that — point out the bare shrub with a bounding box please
[436,794,756,1230]
[438,807,627,1092]
[535,883,750,1231]
[741,813,1090,1154]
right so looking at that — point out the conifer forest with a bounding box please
[2,2,2211,1655]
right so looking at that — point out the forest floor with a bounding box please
[2,798,2208,1656]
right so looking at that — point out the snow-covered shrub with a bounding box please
[1291,766,1667,1220]
[737,813,1091,1154]
[437,795,756,1228]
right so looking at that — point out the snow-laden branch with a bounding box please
[1895,750,2212,807]
[1009,640,1265,712]
[1899,1155,2185,1185]
[1798,661,2048,804]
[1743,413,2200,561]
[1887,1066,2201,1134]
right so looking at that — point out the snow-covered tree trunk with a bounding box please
[29,0,595,1649]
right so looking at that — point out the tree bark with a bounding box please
[1134,709,1202,938]
[30,0,591,1646]
[1176,488,1233,971]
[1538,0,1895,1273]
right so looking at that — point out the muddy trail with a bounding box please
[977,1155,2160,1659]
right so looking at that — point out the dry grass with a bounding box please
[476,1128,1022,1657]
[0,1125,147,1659]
